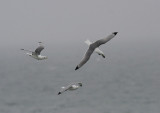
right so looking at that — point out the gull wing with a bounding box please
[35,46,44,55]
[21,49,33,53]
[75,44,95,70]
[92,33,116,47]
[58,85,72,95]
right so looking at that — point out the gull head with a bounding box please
[78,83,82,87]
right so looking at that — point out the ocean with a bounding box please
[0,41,160,113]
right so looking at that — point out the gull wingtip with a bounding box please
[75,66,79,70]
[58,92,61,95]
[113,32,118,35]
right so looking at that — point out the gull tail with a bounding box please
[84,39,92,46]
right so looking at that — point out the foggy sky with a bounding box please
[0,0,160,51]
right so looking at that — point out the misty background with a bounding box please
[0,0,160,113]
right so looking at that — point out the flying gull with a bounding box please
[21,42,48,60]
[85,39,105,58]
[75,32,118,70]
[58,82,82,95]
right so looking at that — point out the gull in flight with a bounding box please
[21,42,48,60]
[58,82,82,95]
[85,39,105,58]
[75,32,118,70]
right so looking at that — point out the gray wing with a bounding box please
[77,45,95,68]
[20,49,33,53]
[35,46,44,55]
[92,34,115,47]
[59,85,72,94]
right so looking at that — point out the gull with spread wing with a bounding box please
[58,82,82,95]
[75,32,118,70]
[21,42,48,60]
[85,39,105,58]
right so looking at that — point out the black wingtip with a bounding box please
[75,66,79,70]
[58,92,61,95]
[113,32,118,35]
[102,54,105,58]
[20,49,24,50]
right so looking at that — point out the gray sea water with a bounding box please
[0,40,160,113]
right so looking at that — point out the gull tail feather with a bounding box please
[85,39,92,46]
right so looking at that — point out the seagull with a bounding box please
[75,32,118,70]
[21,42,48,60]
[85,39,105,58]
[58,82,82,95]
